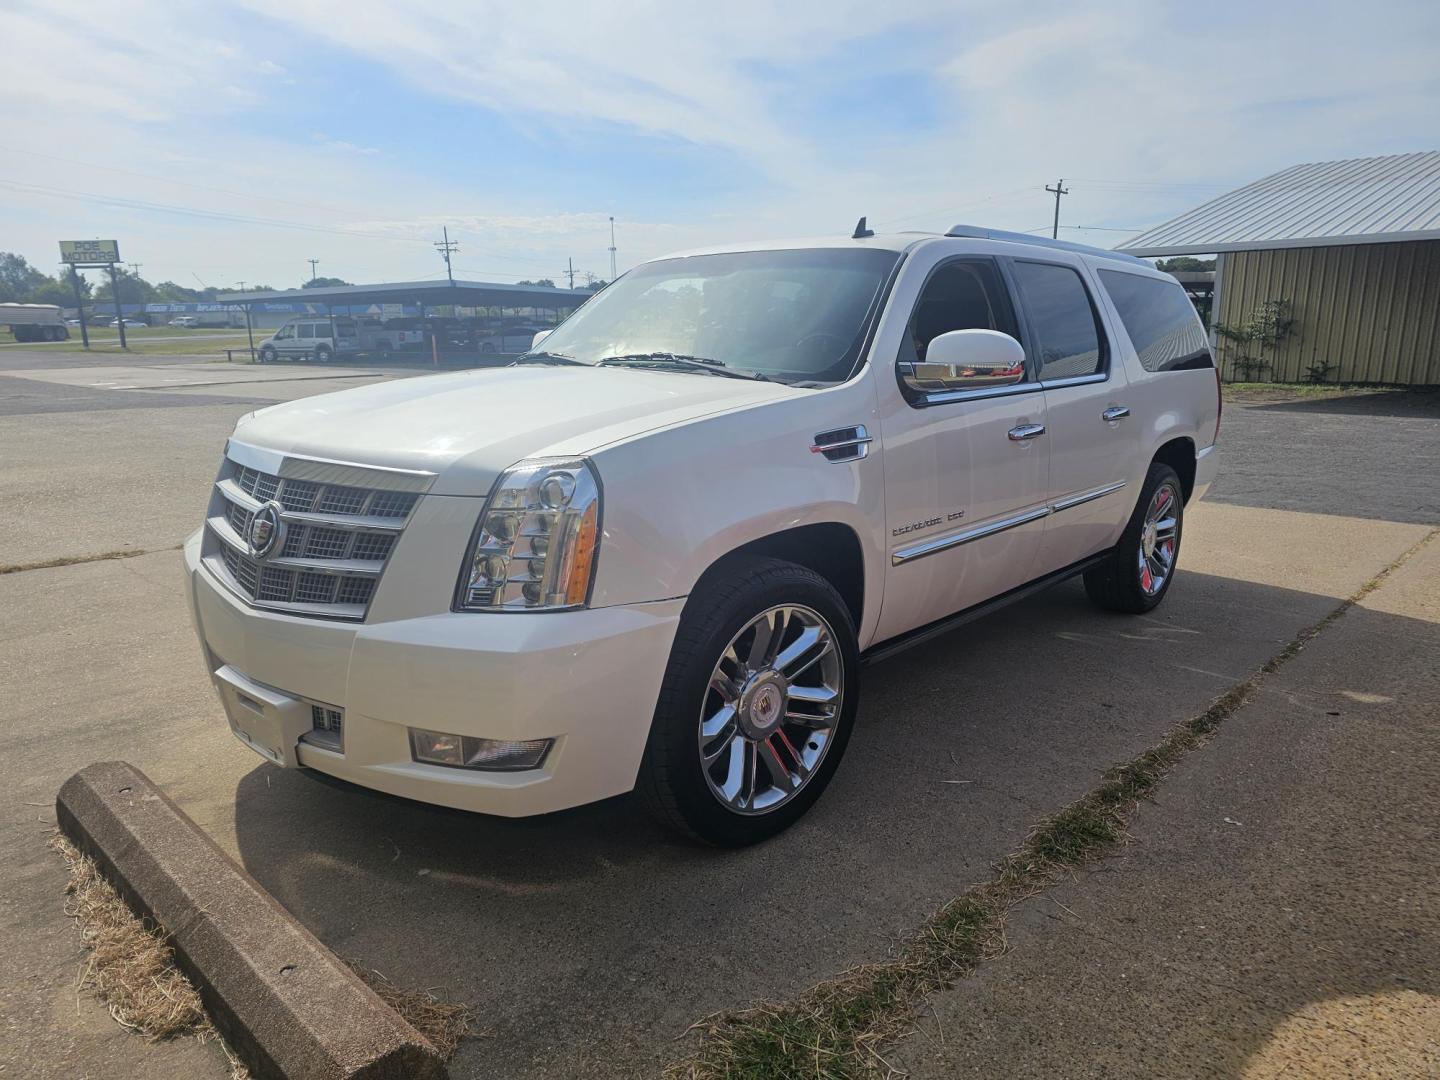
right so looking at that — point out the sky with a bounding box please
[2,0,1438,291]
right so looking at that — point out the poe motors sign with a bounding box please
[60,239,121,265]
[59,239,128,348]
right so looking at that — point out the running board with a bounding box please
[862,550,1113,666]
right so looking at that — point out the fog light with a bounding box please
[408,729,553,771]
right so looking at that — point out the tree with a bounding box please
[516,278,556,288]
[31,280,78,306]
[152,281,220,302]
[303,276,351,289]
[580,279,608,292]
[1155,256,1216,273]
[1214,299,1295,382]
[92,267,156,305]
[0,252,53,302]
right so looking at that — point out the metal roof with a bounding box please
[217,278,590,307]
[1119,151,1440,256]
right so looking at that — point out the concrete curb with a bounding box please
[57,761,448,1080]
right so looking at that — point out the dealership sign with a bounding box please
[60,239,121,264]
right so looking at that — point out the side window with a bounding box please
[1098,270,1213,372]
[1011,261,1106,381]
[902,259,1020,363]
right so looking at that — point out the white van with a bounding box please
[256,316,361,363]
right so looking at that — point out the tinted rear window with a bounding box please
[1099,270,1212,372]
[1011,261,1105,380]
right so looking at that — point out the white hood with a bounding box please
[233,365,799,495]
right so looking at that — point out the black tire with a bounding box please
[1084,462,1184,614]
[259,345,276,363]
[638,557,860,846]
[314,344,333,364]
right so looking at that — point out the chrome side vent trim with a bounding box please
[810,425,873,462]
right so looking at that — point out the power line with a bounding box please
[0,144,383,218]
[0,176,435,245]
[873,185,1040,229]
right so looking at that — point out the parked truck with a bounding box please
[1,303,70,342]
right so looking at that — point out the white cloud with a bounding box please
[1,0,1437,286]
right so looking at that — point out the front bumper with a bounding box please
[184,530,683,816]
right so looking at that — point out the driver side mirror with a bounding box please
[530,330,552,350]
[904,329,1026,393]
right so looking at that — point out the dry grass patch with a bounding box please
[53,833,474,1074]
[52,833,211,1041]
[345,960,475,1058]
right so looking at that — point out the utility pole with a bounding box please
[434,228,459,285]
[307,258,320,284]
[1045,179,1070,239]
[608,217,617,282]
[126,262,142,278]
[565,257,576,290]
[235,281,247,292]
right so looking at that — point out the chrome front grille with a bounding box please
[202,448,432,620]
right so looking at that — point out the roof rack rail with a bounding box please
[944,224,1149,265]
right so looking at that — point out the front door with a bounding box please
[1007,258,1140,575]
[875,256,1051,643]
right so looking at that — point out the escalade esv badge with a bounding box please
[246,502,284,559]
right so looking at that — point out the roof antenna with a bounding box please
[851,216,874,239]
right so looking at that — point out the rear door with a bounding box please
[1008,258,1139,575]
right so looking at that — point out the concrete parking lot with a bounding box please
[2,350,1436,1077]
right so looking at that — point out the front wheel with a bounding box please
[1084,462,1184,614]
[258,345,276,363]
[639,558,859,846]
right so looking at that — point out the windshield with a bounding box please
[533,248,900,384]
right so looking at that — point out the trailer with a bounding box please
[1,303,70,342]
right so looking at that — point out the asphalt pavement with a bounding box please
[1,356,1435,1078]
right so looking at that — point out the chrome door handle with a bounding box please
[1008,423,1046,441]
[1102,406,1131,422]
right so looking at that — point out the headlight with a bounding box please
[457,458,601,611]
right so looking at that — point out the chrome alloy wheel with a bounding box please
[1138,481,1181,596]
[698,605,843,815]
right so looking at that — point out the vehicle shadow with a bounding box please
[229,568,1432,1078]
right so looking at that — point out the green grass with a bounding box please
[669,529,1438,1080]
[1222,381,1398,397]
[0,324,254,356]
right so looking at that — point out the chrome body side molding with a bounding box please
[891,480,1128,565]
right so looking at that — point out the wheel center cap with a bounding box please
[740,672,787,736]
[1141,521,1158,558]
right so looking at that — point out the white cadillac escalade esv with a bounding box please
[184,224,1219,845]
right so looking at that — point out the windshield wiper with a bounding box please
[597,353,768,381]
[513,350,584,366]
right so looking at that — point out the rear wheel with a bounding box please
[1084,462,1184,614]
[639,558,859,846]
[314,344,333,363]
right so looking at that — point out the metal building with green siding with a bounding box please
[1120,152,1440,386]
